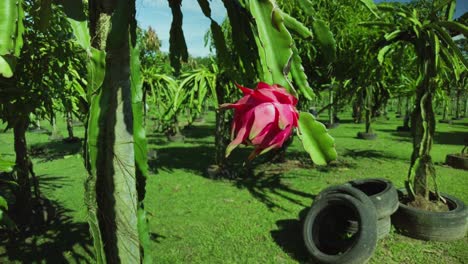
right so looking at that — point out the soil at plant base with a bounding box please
[254,159,313,175]
[403,194,450,212]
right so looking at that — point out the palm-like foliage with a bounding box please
[144,66,217,134]
[372,0,467,199]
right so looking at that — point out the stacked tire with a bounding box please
[302,179,398,264]
[347,178,399,239]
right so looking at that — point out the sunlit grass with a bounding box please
[0,112,466,263]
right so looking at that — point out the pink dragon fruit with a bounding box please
[221,82,299,159]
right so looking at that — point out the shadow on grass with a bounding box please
[341,148,400,161]
[29,140,82,162]
[181,125,215,139]
[0,199,93,263]
[378,129,467,146]
[433,131,468,146]
[270,207,311,262]
[151,144,316,210]
[150,144,252,175]
[149,145,214,174]
[38,174,73,191]
[149,232,166,243]
[233,172,316,211]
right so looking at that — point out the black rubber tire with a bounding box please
[377,216,391,239]
[348,216,391,240]
[316,184,375,209]
[347,178,399,219]
[396,125,411,132]
[392,189,468,241]
[445,154,468,170]
[167,133,185,142]
[325,122,340,129]
[356,132,377,140]
[303,193,377,264]
[439,119,452,124]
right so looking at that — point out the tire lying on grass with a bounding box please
[396,125,411,132]
[347,178,399,219]
[356,132,377,140]
[392,189,468,241]
[445,153,468,170]
[347,216,391,240]
[316,184,376,208]
[303,193,377,264]
[346,178,398,239]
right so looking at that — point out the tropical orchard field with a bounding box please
[0,111,466,263]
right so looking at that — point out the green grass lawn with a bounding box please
[0,112,467,263]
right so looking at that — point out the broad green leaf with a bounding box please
[432,24,468,69]
[312,19,336,64]
[290,45,313,100]
[430,32,440,71]
[378,45,392,64]
[385,30,402,41]
[297,0,315,16]
[249,0,293,89]
[0,196,8,210]
[86,48,106,100]
[137,208,152,264]
[445,0,456,21]
[83,34,107,264]
[0,0,24,77]
[297,112,337,165]
[359,0,380,18]
[436,21,468,37]
[282,12,312,39]
[131,44,152,264]
[0,56,14,78]
[0,201,15,229]
[431,0,455,20]
[58,0,90,49]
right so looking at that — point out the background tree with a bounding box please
[0,0,84,226]
[373,0,467,201]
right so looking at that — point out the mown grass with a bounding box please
[0,112,467,263]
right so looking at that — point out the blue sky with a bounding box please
[136,0,467,57]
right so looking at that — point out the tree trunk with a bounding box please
[464,96,468,117]
[66,111,74,139]
[383,102,388,120]
[455,88,461,119]
[328,88,334,125]
[50,111,60,139]
[365,87,372,133]
[442,100,447,120]
[214,80,228,167]
[408,84,436,199]
[86,1,143,262]
[13,117,32,226]
[403,97,411,128]
[365,108,372,133]
[397,97,402,115]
